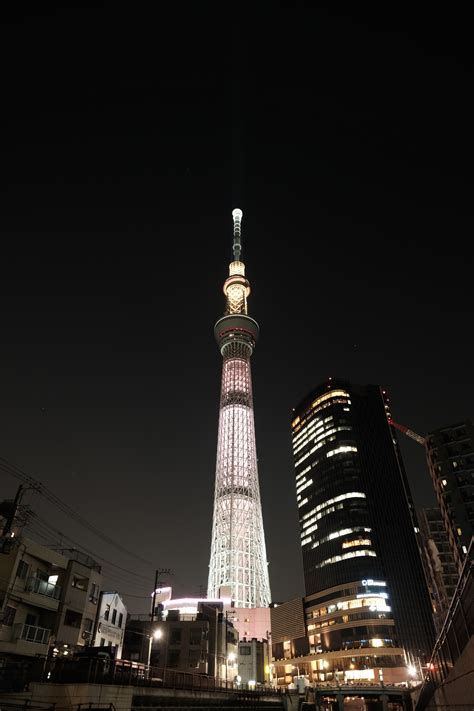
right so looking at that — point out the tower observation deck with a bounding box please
[207,209,271,608]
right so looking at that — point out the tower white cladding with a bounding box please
[207,209,271,608]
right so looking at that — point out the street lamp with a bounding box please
[147,628,162,666]
[227,651,236,682]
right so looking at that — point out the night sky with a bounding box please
[1,6,473,614]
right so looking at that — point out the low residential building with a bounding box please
[122,617,154,666]
[53,549,103,653]
[124,599,238,679]
[215,584,271,643]
[92,591,126,658]
[238,638,270,686]
[0,537,67,659]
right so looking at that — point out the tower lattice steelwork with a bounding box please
[207,209,271,608]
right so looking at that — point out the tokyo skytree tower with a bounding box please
[207,209,271,608]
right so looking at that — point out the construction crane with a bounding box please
[388,418,426,447]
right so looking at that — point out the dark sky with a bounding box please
[1,6,473,613]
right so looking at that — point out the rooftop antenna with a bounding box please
[232,208,243,261]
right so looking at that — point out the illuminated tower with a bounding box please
[207,209,271,608]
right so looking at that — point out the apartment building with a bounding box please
[0,538,103,660]
[0,537,67,659]
[53,550,103,651]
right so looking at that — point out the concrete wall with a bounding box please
[233,606,271,642]
[429,635,474,707]
[0,682,283,711]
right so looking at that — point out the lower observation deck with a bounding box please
[214,314,259,353]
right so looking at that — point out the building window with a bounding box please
[240,645,251,655]
[170,628,182,645]
[64,609,82,628]
[83,618,94,633]
[188,651,200,668]
[3,606,17,626]
[89,583,99,604]
[118,613,123,628]
[16,560,29,580]
[111,609,117,625]
[71,575,89,591]
[100,637,105,646]
[168,650,180,668]
[342,538,372,549]
[104,604,110,621]
[189,628,202,645]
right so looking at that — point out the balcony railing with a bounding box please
[25,576,61,600]
[15,623,51,645]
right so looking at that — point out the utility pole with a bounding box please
[150,568,171,623]
[1,485,24,538]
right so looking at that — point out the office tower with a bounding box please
[291,379,434,663]
[207,209,271,608]
[425,420,474,572]
[418,507,458,633]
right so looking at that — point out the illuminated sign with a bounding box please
[361,579,386,587]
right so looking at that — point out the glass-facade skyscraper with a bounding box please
[291,379,435,662]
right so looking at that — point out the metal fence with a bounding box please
[416,541,473,711]
[0,701,56,711]
[1,657,282,697]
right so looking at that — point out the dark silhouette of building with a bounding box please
[418,507,459,634]
[122,601,238,679]
[425,420,474,573]
[291,379,435,666]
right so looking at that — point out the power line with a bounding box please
[0,457,154,567]
[24,511,153,586]
[24,520,152,598]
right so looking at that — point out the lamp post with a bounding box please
[147,628,162,667]
[224,610,236,683]
[227,651,236,684]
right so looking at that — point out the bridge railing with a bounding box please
[0,656,281,696]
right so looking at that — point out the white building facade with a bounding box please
[93,591,126,659]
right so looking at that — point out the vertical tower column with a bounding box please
[207,210,271,608]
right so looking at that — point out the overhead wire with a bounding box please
[23,511,153,589]
[23,518,153,602]
[0,457,154,567]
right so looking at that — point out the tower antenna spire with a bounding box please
[232,208,243,261]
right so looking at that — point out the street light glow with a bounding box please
[153,629,163,639]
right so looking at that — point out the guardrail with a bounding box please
[25,576,61,600]
[14,623,51,644]
[44,658,281,695]
[0,657,281,696]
